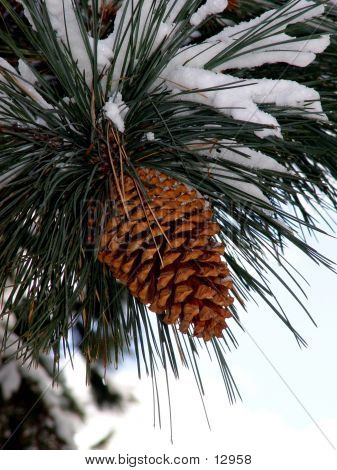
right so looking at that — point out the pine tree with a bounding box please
[0,0,336,414]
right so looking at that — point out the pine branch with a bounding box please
[0,0,336,407]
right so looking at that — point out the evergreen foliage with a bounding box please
[0,0,336,404]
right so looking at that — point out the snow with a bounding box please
[190,0,228,27]
[156,0,330,140]
[211,0,325,41]
[0,321,119,449]
[65,354,122,449]
[103,92,129,133]
[90,36,115,74]
[195,139,288,173]
[0,360,21,400]
[0,57,52,110]
[192,139,289,204]
[43,0,93,85]
[16,0,329,143]
[162,0,329,76]
[4,1,329,207]
[16,0,36,31]
[18,59,37,85]
[0,318,76,446]
[165,0,189,23]
[22,363,76,446]
[108,0,176,91]
[146,132,155,141]
[214,35,330,71]
[19,0,114,88]
[248,78,327,120]
[206,164,270,204]
[163,66,326,138]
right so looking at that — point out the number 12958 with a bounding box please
[214,455,252,465]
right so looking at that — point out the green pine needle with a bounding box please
[0,0,336,408]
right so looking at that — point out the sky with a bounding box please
[73,224,337,469]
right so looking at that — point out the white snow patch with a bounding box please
[16,0,36,30]
[107,0,177,91]
[163,0,329,75]
[18,0,114,88]
[206,164,270,204]
[103,92,129,133]
[146,132,155,141]
[163,66,327,138]
[195,139,288,173]
[0,57,52,110]
[166,0,189,23]
[190,0,228,27]
[21,363,76,446]
[192,139,288,203]
[0,361,21,400]
[18,59,37,85]
[210,0,325,42]
[43,0,93,84]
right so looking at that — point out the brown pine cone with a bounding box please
[98,168,234,340]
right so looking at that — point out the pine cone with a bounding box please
[98,168,234,340]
